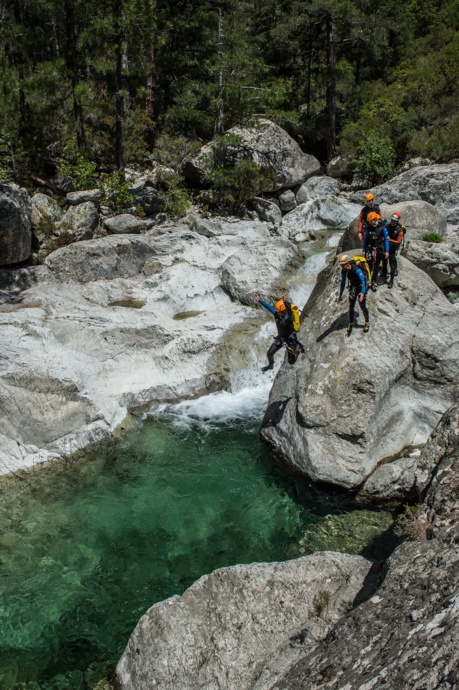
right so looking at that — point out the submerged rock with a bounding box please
[260,256,459,489]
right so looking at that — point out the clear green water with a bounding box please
[0,410,396,690]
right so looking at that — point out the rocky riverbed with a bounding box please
[2,136,459,689]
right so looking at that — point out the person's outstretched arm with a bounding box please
[255,296,276,315]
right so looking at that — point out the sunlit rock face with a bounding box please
[116,552,379,690]
[0,220,302,475]
[274,405,459,690]
[261,256,459,489]
[184,119,321,191]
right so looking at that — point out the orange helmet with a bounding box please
[338,254,350,265]
[367,211,381,222]
[275,299,286,312]
[365,193,375,202]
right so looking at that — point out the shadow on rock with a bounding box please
[316,312,348,342]
[262,396,292,428]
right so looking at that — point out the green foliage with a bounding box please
[100,171,133,212]
[205,159,276,215]
[394,504,428,541]
[151,135,202,172]
[157,172,192,218]
[422,232,443,243]
[353,130,395,185]
[57,142,97,191]
[0,137,15,182]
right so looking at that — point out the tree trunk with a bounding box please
[114,1,125,173]
[65,0,86,148]
[326,12,336,161]
[215,7,224,136]
[145,0,157,149]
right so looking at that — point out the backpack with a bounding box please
[291,304,301,332]
[350,257,371,285]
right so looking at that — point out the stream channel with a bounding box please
[0,233,398,689]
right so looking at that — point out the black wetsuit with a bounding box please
[363,222,389,286]
[259,299,304,367]
[340,261,369,325]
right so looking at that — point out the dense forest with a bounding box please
[1,0,458,188]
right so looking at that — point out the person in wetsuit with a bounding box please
[357,193,381,241]
[255,295,304,371]
[362,212,389,291]
[382,212,405,288]
[338,254,370,335]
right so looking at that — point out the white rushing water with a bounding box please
[148,232,341,431]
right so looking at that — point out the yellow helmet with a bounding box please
[275,299,286,312]
[338,254,350,265]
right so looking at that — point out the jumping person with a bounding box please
[383,212,405,288]
[362,212,389,291]
[338,254,370,335]
[357,193,381,241]
[255,295,304,371]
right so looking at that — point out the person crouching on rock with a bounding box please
[338,254,370,335]
[255,295,305,371]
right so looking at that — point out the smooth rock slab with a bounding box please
[116,552,377,690]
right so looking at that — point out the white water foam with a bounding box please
[147,383,272,432]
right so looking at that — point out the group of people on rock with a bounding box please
[338,193,406,335]
[254,193,406,369]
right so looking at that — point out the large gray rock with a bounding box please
[282,197,360,240]
[116,552,378,690]
[275,405,459,690]
[295,177,340,205]
[403,237,459,288]
[260,256,459,489]
[350,163,459,223]
[0,183,32,265]
[66,189,102,205]
[58,201,99,241]
[278,189,297,212]
[128,179,165,215]
[249,197,283,225]
[103,213,146,234]
[32,193,63,223]
[184,120,321,191]
[359,455,418,502]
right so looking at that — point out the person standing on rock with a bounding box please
[362,212,389,291]
[357,193,381,241]
[338,254,370,335]
[382,212,405,289]
[254,295,305,371]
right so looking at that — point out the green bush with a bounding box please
[56,141,97,191]
[422,232,443,243]
[353,130,395,186]
[205,159,276,215]
[100,171,133,212]
[0,136,15,182]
